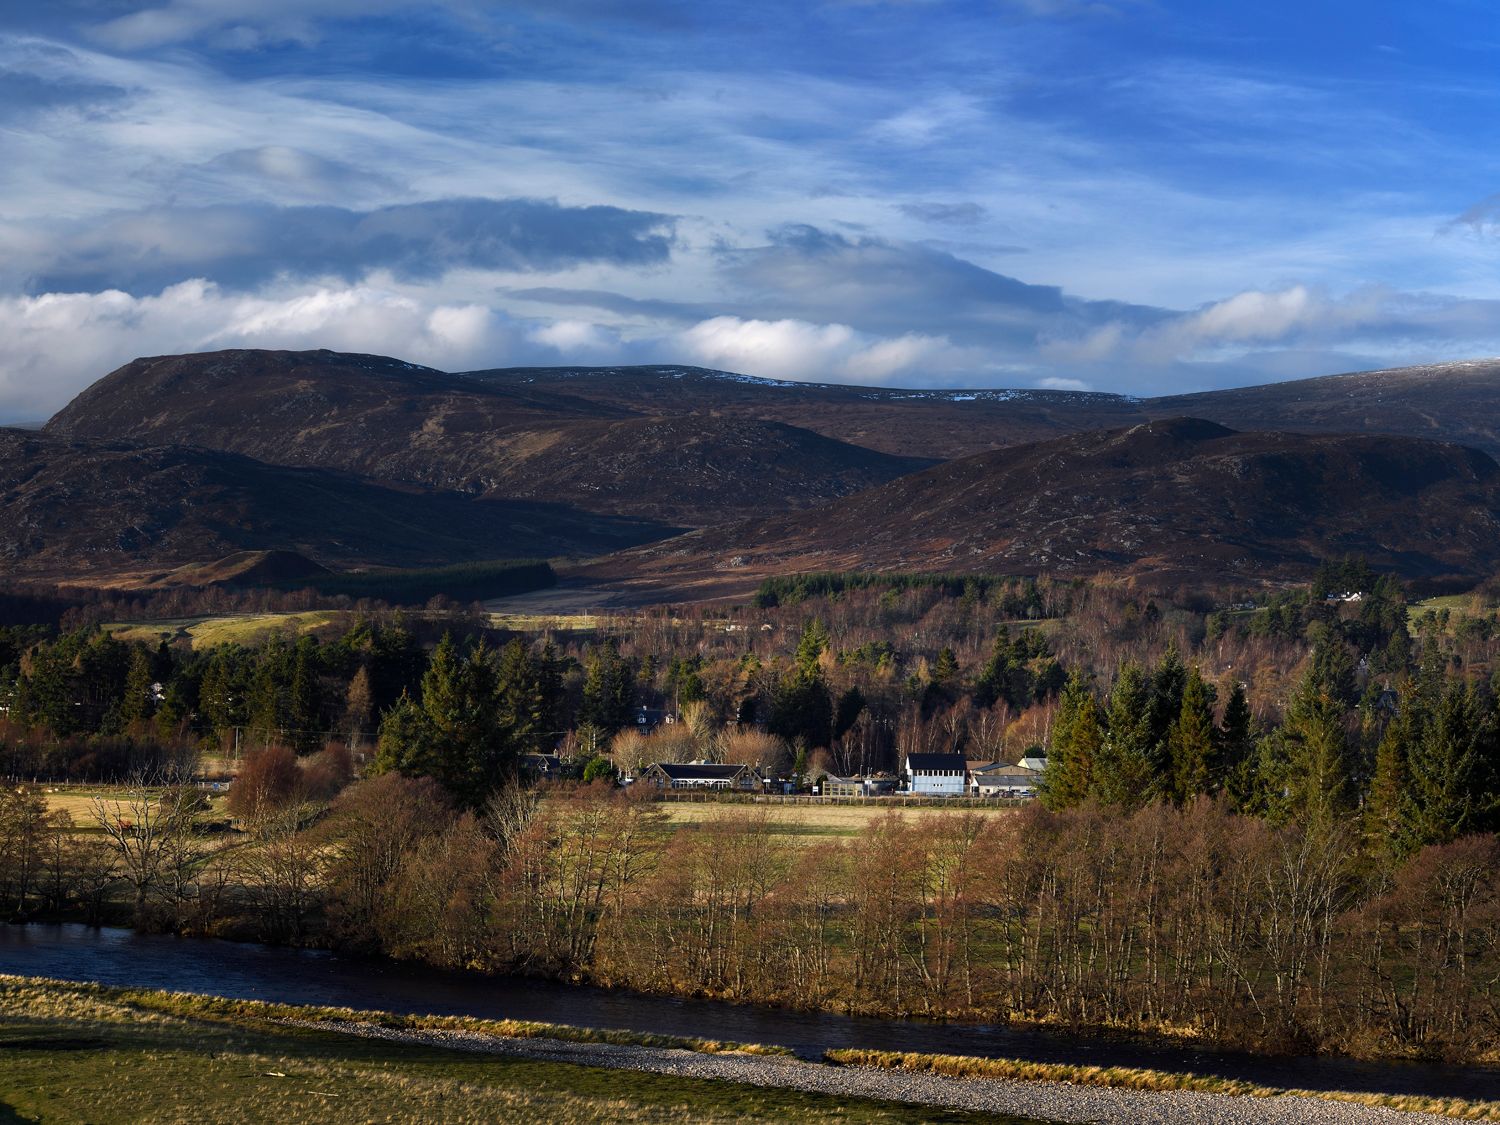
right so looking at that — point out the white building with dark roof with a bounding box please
[904,752,967,796]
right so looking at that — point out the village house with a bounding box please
[638,761,761,791]
[634,705,670,732]
[970,760,1042,798]
[904,751,967,796]
[520,752,562,781]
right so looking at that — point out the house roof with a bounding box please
[973,763,1042,780]
[905,752,967,772]
[649,762,758,780]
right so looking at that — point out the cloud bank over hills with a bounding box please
[4,2,1500,418]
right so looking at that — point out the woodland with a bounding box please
[2,561,1500,1062]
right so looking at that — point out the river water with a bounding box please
[2,923,1496,1101]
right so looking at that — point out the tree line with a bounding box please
[5,776,1499,1062]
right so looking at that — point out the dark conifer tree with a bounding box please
[1042,669,1101,809]
[1167,666,1216,803]
[1092,663,1154,810]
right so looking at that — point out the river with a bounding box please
[2,923,1496,1101]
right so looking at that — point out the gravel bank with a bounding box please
[293,1019,1458,1124]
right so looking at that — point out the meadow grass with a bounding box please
[658,801,1020,841]
[105,610,346,650]
[0,977,1008,1125]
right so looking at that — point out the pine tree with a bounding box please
[932,647,959,684]
[402,633,513,805]
[119,646,156,728]
[580,641,634,734]
[1146,644,1187,753]
[289,636,322,754]
[1364,701,1411,853]
[1218,678,1256,810]
[1041,669,1101,809]
[495,638,548,757]
[374,692,439,778]
[1167,666,1216,803]
[794,619,830,679]
[1401,681,1497,849]
[1092,663,1154,810]
[1309,631,1358,708]
[1256,665,1351,829]
[246,637,293,746]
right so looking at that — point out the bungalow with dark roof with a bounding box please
[639,761,761,791]
[970,761,1042,798]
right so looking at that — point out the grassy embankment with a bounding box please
[6,977,1500,1123]
[0,976,1003,1125]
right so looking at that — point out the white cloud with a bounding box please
[527,318,618,356]
[86,0,459,51]
[1036,375,1091,391]
[0,280,515,420]
[678,315,963,383]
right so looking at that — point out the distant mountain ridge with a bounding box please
[580,418,1500,599]
[46,349,925,525]
[26,348,1500,591]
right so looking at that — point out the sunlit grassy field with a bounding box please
[659,800,1021,840]
[0,977,1000,1125]
[39,787,233,829]
[105,611,347,650]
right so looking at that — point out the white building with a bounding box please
[904,752,967,796]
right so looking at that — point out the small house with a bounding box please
[634,705,670,732]
[904,752,967,796]
[970,761,1042,799]
[520,752,562,781]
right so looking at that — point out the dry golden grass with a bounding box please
[659,800,1019,839]
[105,610,346,649]
[38,787,232,826]
[0,976,977,1125]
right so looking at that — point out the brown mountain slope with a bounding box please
[582,419,1500,600]
[1148,359,1500,457]
[0,430,670,578]
[44,349,627,490]
[466,364,1147,459]
[490,415,932,523]
[45,350,925,523]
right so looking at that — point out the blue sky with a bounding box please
[2,0,1500,417]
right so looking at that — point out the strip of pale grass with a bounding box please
[0,977,1014,1125]
[0,974,790,1057]
[828,1047,1500,1121]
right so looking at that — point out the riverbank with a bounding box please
[5,922,1500,1106]
[0,975,1014,1125]
[0,975,1485,1124]
[299,1017,1486,1124]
